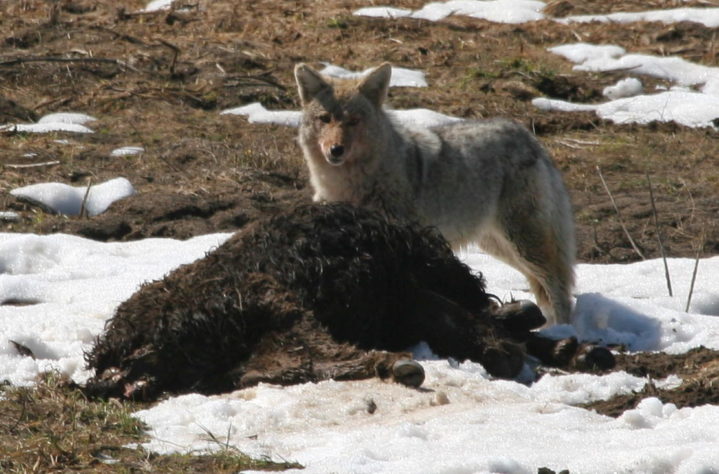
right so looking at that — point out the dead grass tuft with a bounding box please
[0,372,301,472]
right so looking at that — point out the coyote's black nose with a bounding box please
[330,145,344,158]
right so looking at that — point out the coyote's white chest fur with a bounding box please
[295,62,576,326]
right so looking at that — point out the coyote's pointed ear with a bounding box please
[295,64,330,104]
[358,63,392,106]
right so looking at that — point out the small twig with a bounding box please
[79,177,93,219]
[555,140,583,150]
[556,138,601,149]
[561,138,602,146]
[685,230,705,312]
[680,177,696,225]
[90,25,148,46]
[12,195,58,214]
[647,173,672,297]
[604,64,643,74]
[47,0,60,26]
[4,161,60,169]
[0,56,140,73]
[157,39,180,76]
[591,220,605,256]
[10,340,35,359]
[196,421,239,453]
[33,96,71,111]
[596,166,645,260]
[222,70,287,91]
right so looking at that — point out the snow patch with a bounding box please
[110,146,145,157]
[37,113,96,125]
[0,231,718,472]
[1,112,96,134]
[221,102,302,127]
[355,0,546,24]
[10,177,136,216]
[142,0,174,12]
[0,212,20,223]
[534,42,719,127]
[319,64,428,87]
[221,102,461,129]
[603,77,643,100]
[560,8,719,29]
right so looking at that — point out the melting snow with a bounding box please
[10,178,136,217]
[110,146,145,157]
[0,112,96,134]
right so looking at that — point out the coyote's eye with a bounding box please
[318,113,331,124]
[346,116,360,126]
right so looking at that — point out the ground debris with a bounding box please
[583,347,719,416]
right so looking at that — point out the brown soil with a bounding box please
[582,347,719,417]
[2,0,718,414]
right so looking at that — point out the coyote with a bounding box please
[294,63,576,325]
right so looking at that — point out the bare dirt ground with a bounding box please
[1,0,719,424]
[582,346,719,416]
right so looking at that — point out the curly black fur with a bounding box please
[85,203,525,401]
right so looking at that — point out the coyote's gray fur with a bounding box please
[294,62,576,325]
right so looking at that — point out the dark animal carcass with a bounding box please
[84,203,571,401]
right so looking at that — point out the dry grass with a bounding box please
[1,0,717,261]
[0,372,301,472]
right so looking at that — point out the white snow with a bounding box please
[560,7,719,29]
[548,43,626,65]
[37,112,96,125]
[353,7,412,19]
[351,3,719,127]
[110,146,145,157]
[550,43,719,89]
[1,122,94,134]
[0,112,96,134]
[319,64,428,88]
[532,42,719,127]
[390,108,463,128]
[0,232,230,386]
[223,40,719,130]
[10,177,136,217]
[221,102,461,128]
[220,64,441,126]
[355,0,546,24]
[0,212,20,223]
[221,102,302,127]
[534,90,719,128]
[142,0,174,12]
[355,2,719,29]
[603,77,643,100]
[1,229,718,472]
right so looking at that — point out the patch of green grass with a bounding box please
[464,67,500,81]
[461,56,558,91]
[498,56,557,78]
[0,372,302,472]
[326,16,349,29]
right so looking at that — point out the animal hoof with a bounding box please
[392,359,425,388]
[573,345,615,371]
[552,337,580,367]
[493,300,547,335]
[480,343,525,379]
